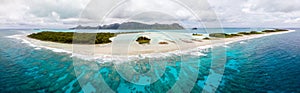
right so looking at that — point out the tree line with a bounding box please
[28,31,116,44]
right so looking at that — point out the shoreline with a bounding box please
[7,30,295,63]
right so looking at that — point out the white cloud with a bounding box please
[0,0,300,28]
[0,0,90,28]
[209,0,300,27]
[244,0,300,13]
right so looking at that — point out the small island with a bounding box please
[203,37,210,40]
[192,33,203,36]
[136,36,151,44]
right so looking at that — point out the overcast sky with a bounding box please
[0,0,300,29]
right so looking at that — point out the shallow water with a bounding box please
[0,28,299,92]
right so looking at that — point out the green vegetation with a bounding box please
[159,42,168,44]
[203,37,210,40]
[238,31,263,35]
[250,31,264,34]
[27,31,116,44]
[209,33,226,38]
[262,30,276,32]
[207,29,289,39]
[192,33,203,36]
[136,36,151,44]
[262,29,289,32]
[229,34,243,37]
[237,32,251,35]
[275,29,289,31]
[209,33,242,38]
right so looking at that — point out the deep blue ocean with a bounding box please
[0,28,299,93]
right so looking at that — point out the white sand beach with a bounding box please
[9,30,294,60]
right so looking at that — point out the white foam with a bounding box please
[34,47,41,50]
[41,46,72,53]
[6,34,72,54]
[6,35,37,47]
[190,52,207,56]
[223,45,229,48]
[239,41,246,44]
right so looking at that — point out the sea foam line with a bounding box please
[6,35,72,54]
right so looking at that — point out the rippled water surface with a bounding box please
[0,29,299,92]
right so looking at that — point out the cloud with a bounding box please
[0,0,300,28]
[209,0,300,27]
[27,0,88,18]
[0,0,90,28]
[105,0,201,24]
[244,0,300,13]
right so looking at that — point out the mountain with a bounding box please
[70,22,184,30]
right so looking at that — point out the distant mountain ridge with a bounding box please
[70,22,184,30]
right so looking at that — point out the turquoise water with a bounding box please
[0,28,299,92]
